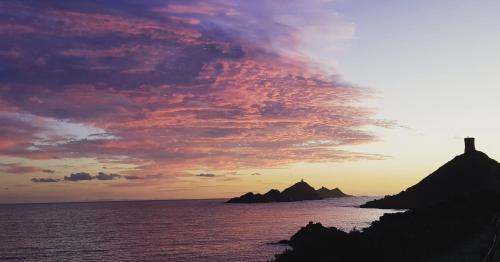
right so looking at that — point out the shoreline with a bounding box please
[0,195,381,206]
[273,192,500,262]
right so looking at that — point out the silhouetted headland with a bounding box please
[275,192,500,262]
[362,137,500,209]
[226,180,350,203]
[274,138,500,261]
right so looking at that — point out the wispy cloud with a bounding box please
[31,177,60,183]
[196,173,217,178]
[0,0,389,183]
[0,163,43,174]
[62,172,124,182]
[32,171,163,184]
[122,175,143,180]
[64,172,94,182]
[95,172,121,181]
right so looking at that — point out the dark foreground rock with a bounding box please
[274,138,500,261]
[227,180,349,203]
[274,192,500,262]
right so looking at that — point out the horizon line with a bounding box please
[0,195,374,206]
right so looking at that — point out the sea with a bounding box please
[0,197,398,262]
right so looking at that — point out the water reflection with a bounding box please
[0,197,397,261]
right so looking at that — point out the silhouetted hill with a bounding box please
[264,189,286,201]
[362,138,500,209]
[316,187,350,198]
[281,180,322,201]
[226,180,349,203]
[226,189,287,203]
[274,138,500,261]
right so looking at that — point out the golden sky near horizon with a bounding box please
[1,0,500,203]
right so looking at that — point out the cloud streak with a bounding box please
[32,171,160,184]
[0,163,44,174]
[64,172,94,182]
[31,177,60,183]
[196,173,216,178]
[0,0,389,182]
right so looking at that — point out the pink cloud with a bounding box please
[0,163,44,174]
[0,1,390,180]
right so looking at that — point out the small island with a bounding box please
[226,179,350,203]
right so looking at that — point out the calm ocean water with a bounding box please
[0,197,397,261]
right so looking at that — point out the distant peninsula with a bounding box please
[226,180,350,203]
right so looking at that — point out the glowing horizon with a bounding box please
[1,0,500,203]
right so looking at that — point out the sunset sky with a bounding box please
[1,0,500,203]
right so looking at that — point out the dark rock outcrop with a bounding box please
[226,192,265,203]
[226,189,287,203]
[227,180,349,203]
[281,180,322,201]
[263,189,286,201]
[275,138,500,261]
[362,139,500,209]
[316,187,350,198]
[275,192,500,262]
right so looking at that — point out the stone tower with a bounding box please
[464,137,475,154]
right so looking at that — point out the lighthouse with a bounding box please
[464,137,475,154]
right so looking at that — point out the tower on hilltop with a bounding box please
[464,137,476,154]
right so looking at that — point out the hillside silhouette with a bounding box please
[226,180,350,203]
[316,187,350,198]
[362,138,500,209]
[281,180,322,201]
[274,138,500,261]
